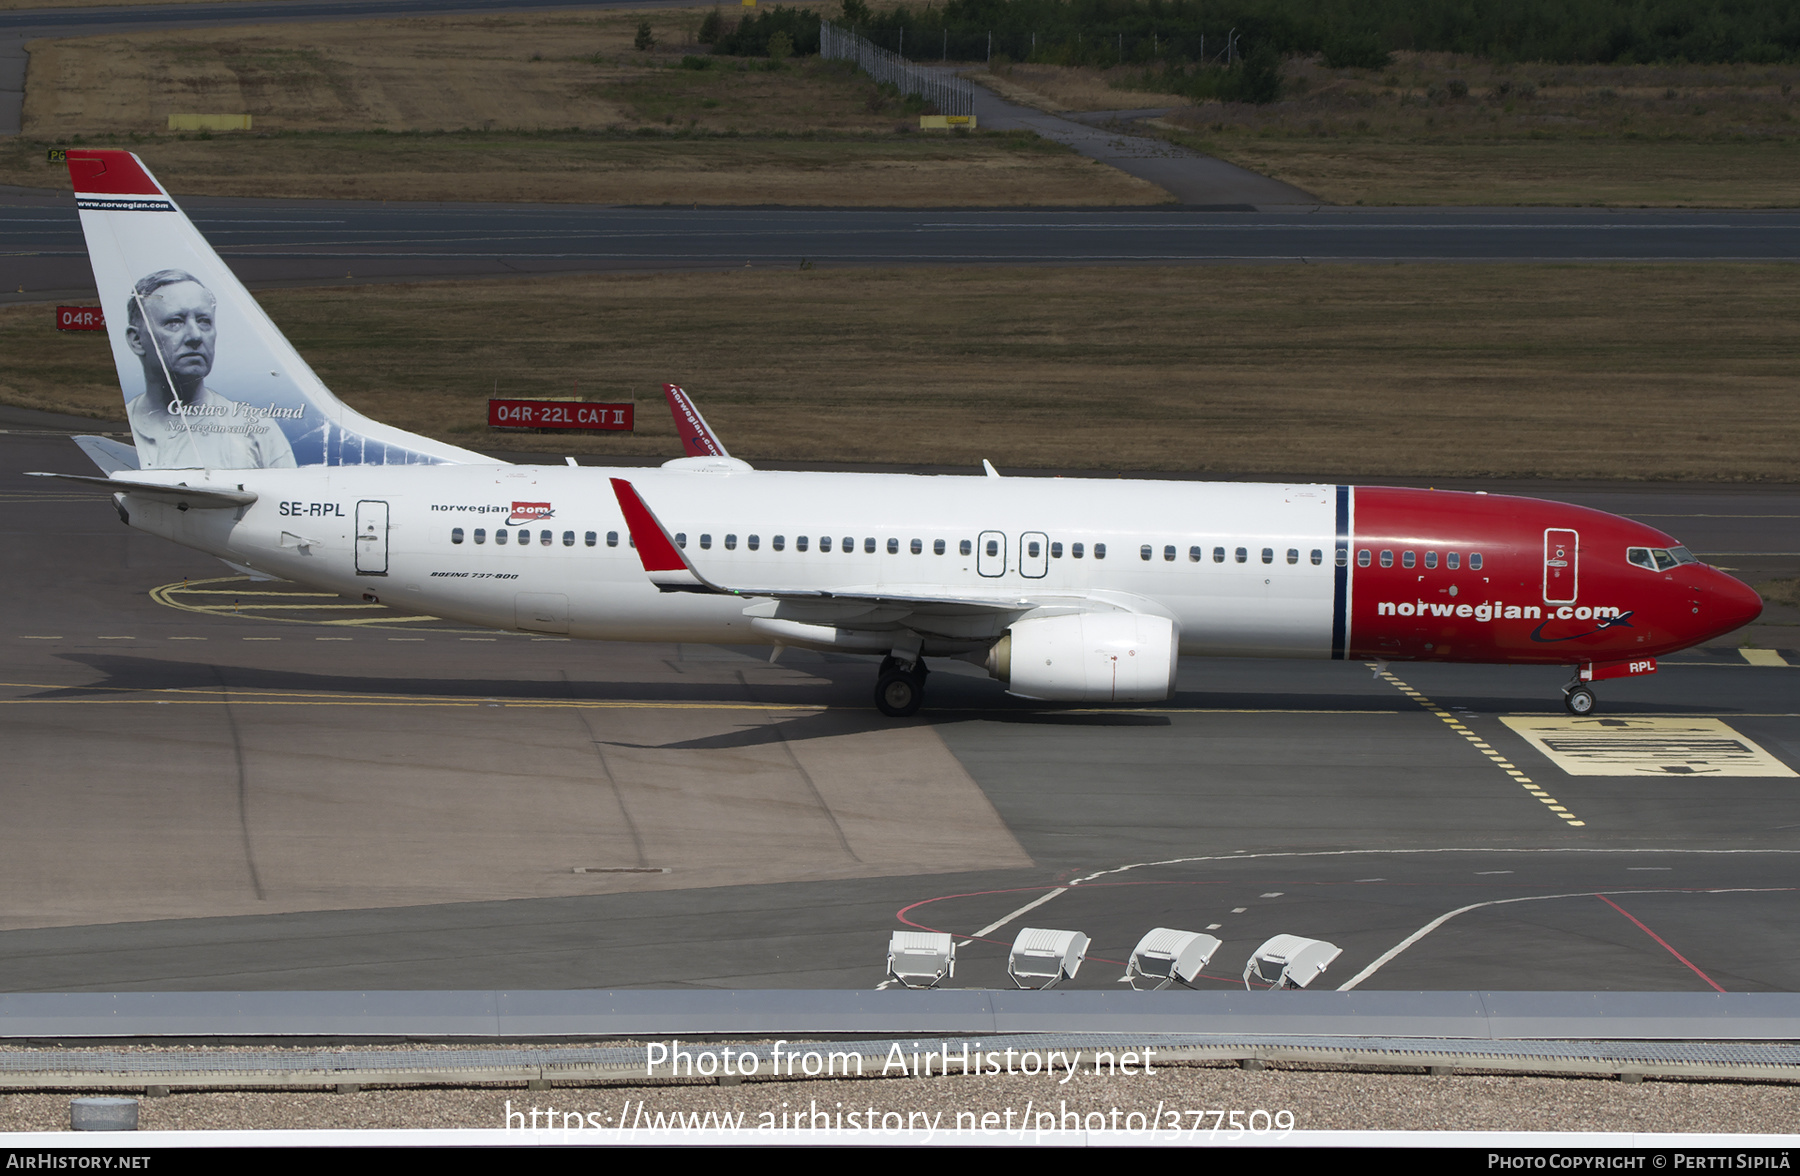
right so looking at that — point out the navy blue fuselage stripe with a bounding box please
[1332,485,1350,659]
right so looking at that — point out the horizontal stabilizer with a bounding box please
[73,435,140,474]
[27,471,256,509]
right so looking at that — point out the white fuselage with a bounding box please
[122,463,1343,658]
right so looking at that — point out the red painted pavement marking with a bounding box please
[1595,892,1727,993]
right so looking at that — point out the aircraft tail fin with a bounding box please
[664,384,730,458]
[67,150,494,471]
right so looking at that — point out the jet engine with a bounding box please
[986,613,1179,702]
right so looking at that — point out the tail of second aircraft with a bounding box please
[67,149,492,471]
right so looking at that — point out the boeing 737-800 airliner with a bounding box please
[34,151,1763,717]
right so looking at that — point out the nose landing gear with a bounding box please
[875,655,928,717]
[1563,684,1597,715]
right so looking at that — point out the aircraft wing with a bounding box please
[609,477,1067,631]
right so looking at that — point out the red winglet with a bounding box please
[609,478,690,574]
[67,150,164,196]
[664,384,728,458]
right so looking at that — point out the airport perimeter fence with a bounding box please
[821,21,975,118]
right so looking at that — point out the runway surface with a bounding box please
[9,191,1800,301]
[3,427,1797,993]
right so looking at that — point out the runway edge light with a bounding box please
[886,931,955,989]
[1124,928,1222,991]
[1244,934,1342,991]
[1008,927,1089,990]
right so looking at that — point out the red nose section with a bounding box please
[1708,571,1764,636]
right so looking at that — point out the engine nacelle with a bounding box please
[987,613,1179,702]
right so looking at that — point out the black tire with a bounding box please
[875,667,926,717]
[1565,686,1596,716]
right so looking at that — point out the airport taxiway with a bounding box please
[3,426,1797,994]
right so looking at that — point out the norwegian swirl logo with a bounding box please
[509,501,554,525]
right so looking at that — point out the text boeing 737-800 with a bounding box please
[32,150,1763,717]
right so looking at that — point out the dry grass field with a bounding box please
[5,264,1796,481]
[980,53,1800,206]
[8,7,1160,205]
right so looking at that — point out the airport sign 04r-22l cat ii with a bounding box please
[32,150,1762,717]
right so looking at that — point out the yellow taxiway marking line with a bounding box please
[1499,715,1797,778]
[1371,665,1586,829]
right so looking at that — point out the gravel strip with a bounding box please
[3,1061,1798,1134]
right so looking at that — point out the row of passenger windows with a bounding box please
[1144,545,1326,566]
[1357,548,1484,570]
[451,528,596,547]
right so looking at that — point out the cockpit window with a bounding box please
[1629,546,1696,572]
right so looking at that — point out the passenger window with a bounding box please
[1189,546,1202,562]
[1051,542,1063,558]
[843,537,854,554]
[1424,551,1437,569]
[747,535,759,551]
[496,529,508,546]
[820,536,832,553]
[887,538,899,554]
[1030,540,1042,558]
[1357,549,1371,567]
[1213,547,1225,563]
[1447,552,1459,569]
[724,534,737,550]
[1262,548,1273,564]
[540,530,552,546]
[1141,545,1153,561]
[1095,543,1107,559]
[986,539,1000,557]
[1235,547,1247,564]
[796,536,808,552]
[605,531,616,547]
[1072,542,1084,558]
[933,539,945,555]
[562,531,574,547]
[675,533,686,549]
[699,534,712,550]
[1163,545,1176,562]
[960,540,972,556]
[1312,549,1323,566]
[1401,551,1415,568]
[773,535,785,551]
[475,528,487,545]
[910,539,922,554]
[451,527,464,544]
[1287,548,1298,564]
[585,531,597,547]
[1379,550,1393,567]
[1470,553,1483,570]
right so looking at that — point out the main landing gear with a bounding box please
[875,656,928,718]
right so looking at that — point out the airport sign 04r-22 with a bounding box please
[488,399,635,432]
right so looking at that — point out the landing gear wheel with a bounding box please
[875,664,927,718]
[1564,686,1597,716]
